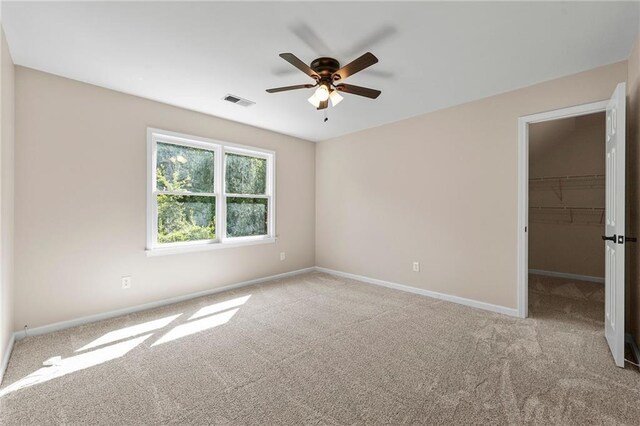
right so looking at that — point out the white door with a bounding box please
[604,82,626,368]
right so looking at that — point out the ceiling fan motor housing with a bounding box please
[310,57,341,80]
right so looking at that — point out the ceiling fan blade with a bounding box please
[334,83,381,99]
[266,84,316,93]
[333,52,378,80]
[279,53,319,80]
[290,23,331,57]
[317,99,328,110]
[344,26,397,58]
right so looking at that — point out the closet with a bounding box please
[528,112,605,280]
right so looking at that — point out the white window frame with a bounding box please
[146,128,276,256]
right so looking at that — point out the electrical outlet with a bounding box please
[280,252,286,261]
[412,262,420,272]
[121,276,132,289]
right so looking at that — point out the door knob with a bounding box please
[602,234,617,242]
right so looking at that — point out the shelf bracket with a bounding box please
[551,178,563,201]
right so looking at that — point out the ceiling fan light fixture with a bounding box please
[265,52,381,111]
[314,84,330,102]
[307,93,321,108]
[329,89,343,107]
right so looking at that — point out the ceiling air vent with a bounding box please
[223,94,255,107]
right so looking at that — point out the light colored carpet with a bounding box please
[1,272,638,425]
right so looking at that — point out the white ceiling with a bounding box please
[3,1,639,142]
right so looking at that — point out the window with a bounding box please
[147,129,275,254]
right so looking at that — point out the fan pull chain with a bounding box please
[324,109,328,123]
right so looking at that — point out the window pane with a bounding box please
[156,143,214,193]
[225,153,267,195]
[157,195,215,243]
[226,197,268,237]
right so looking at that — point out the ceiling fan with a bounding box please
[266,52,381,110]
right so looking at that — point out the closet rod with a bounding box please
[529,174,604,182]
[529,206,604,211]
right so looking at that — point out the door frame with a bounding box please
[517,100,609,318]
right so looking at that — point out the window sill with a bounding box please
[146,237,275,257]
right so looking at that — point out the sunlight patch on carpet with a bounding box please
[0,334,153,396]
[189,295,251,320]
[76,314,183,352]
[152,308,240,346]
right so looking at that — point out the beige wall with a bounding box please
[627,34,640,346]
[14,67,316,329]
[316,61,626,310]
[528,113,606,278]
[1,28,15,372]
[5,46,636,333]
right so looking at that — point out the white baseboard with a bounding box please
[315,267,519,317]
[529,269,604,284]
[5,264,518,380]
[15,267,316,341]
[0,332,16,386]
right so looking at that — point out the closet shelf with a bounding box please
[529,174,604,182]
[529,205,605,225]
[529,174,604,201]
[529,218,604,227]
[529,206,604,211]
